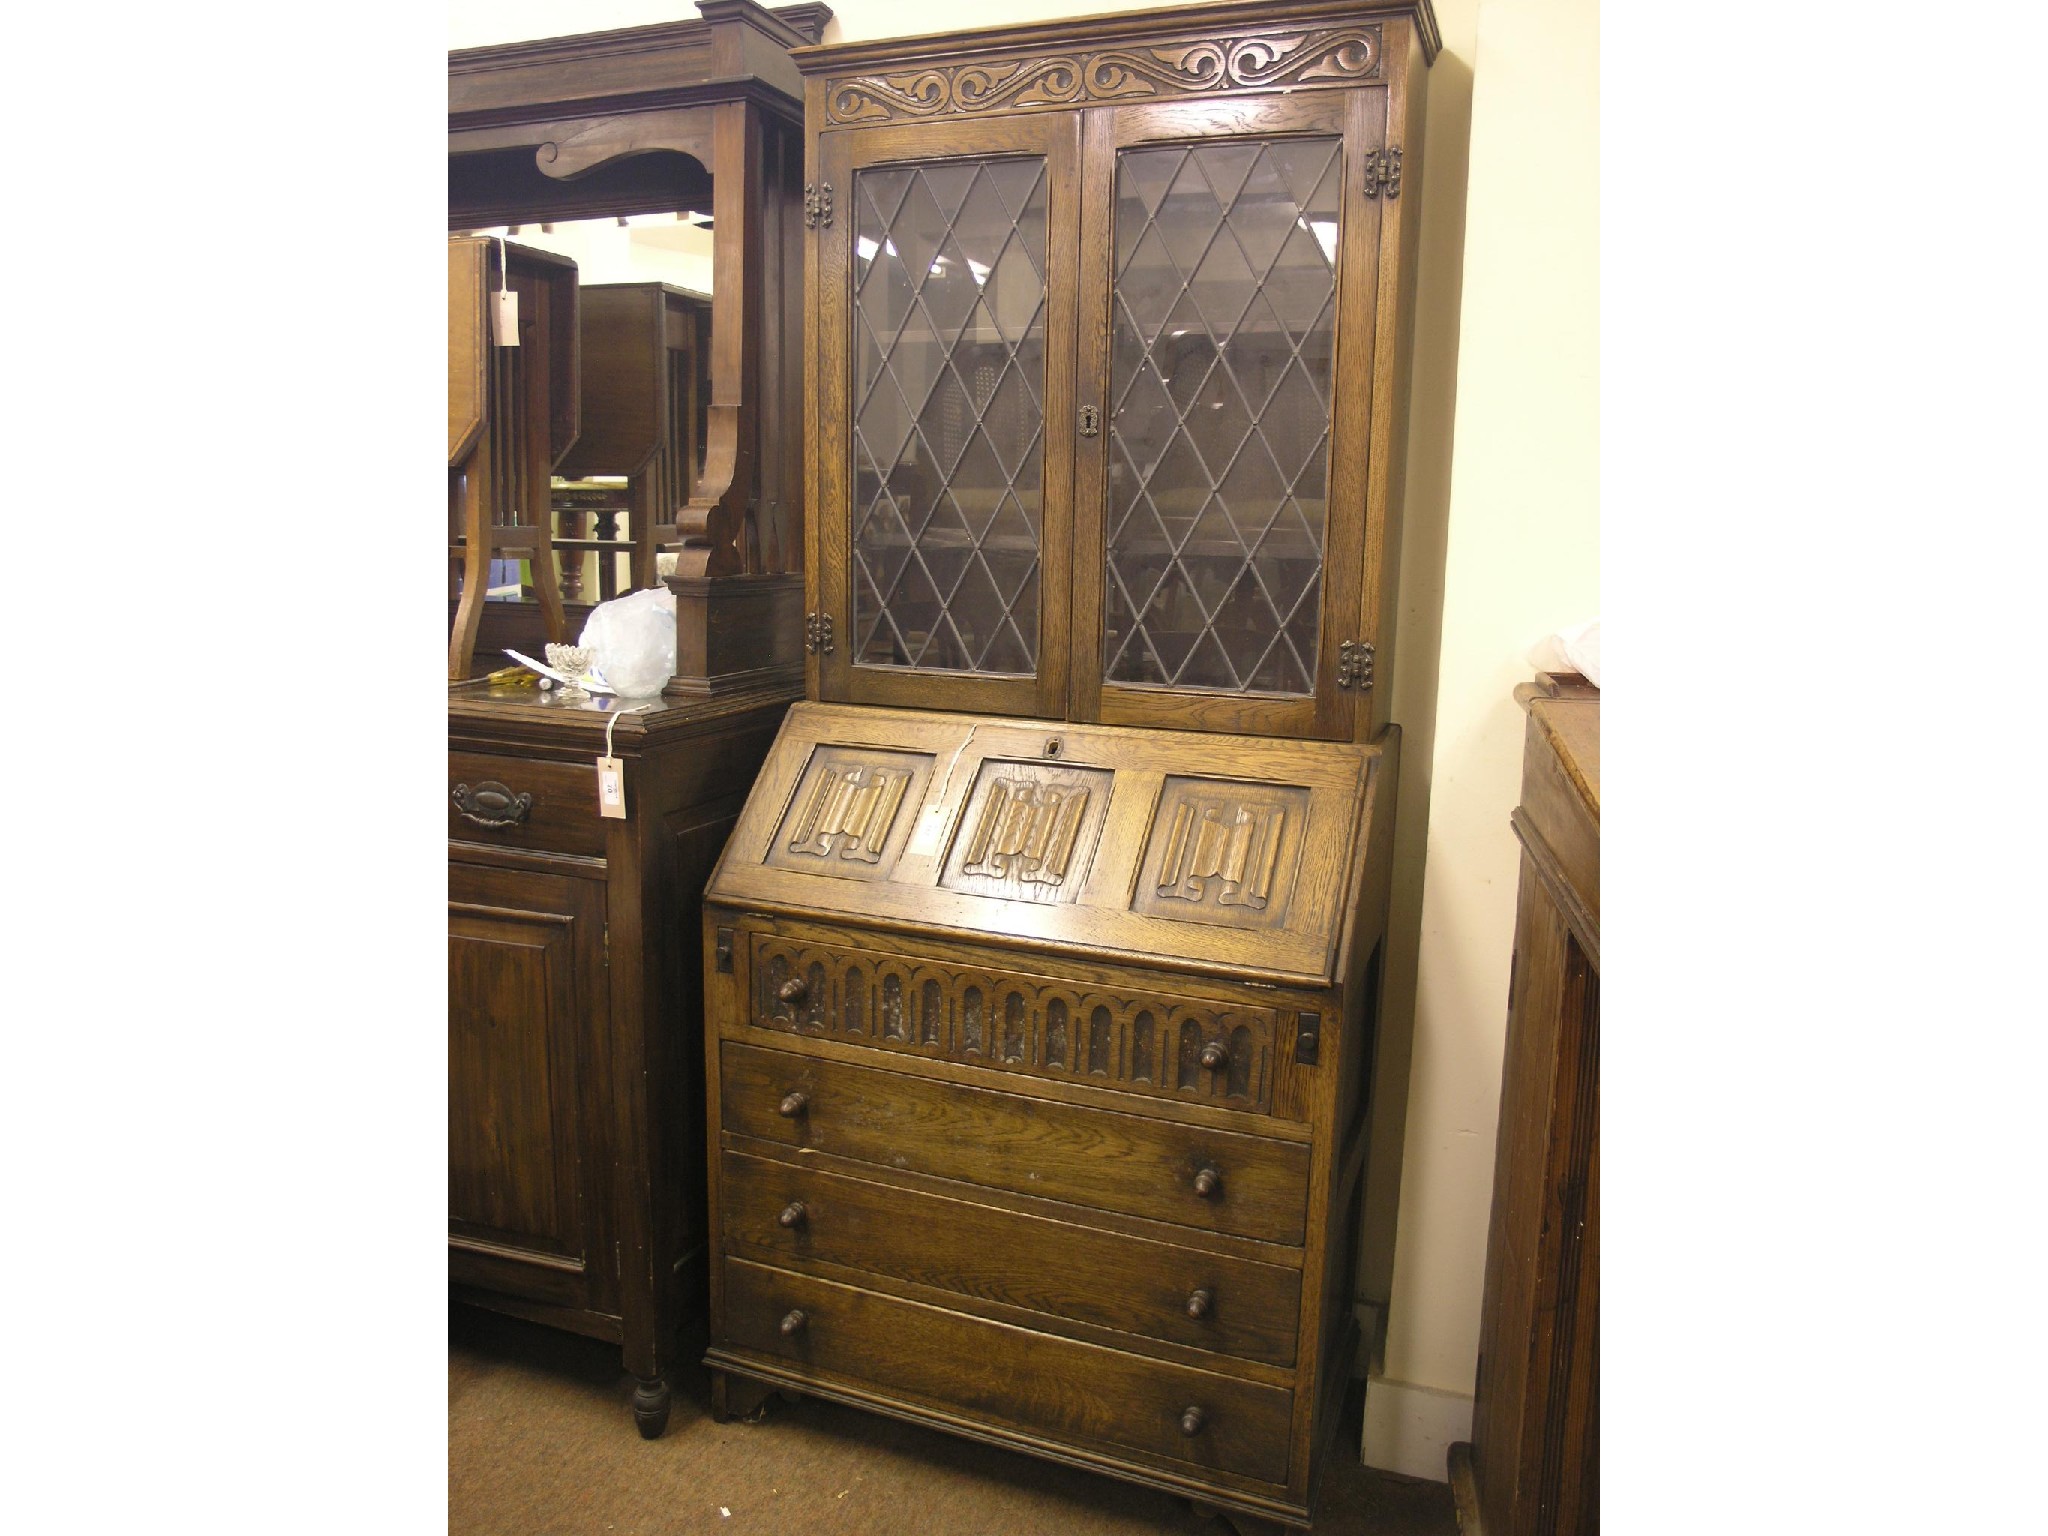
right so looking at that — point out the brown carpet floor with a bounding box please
[450,1306,1457,1536]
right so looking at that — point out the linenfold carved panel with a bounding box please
[748,933,1278,1113]
[824,27,1382,125]
[1132,777,1311,930]
[764,745,934,882]
[939,761,1113,903]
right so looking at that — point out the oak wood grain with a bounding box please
[721,1039,1310,1244]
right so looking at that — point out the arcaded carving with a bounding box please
[748,934,1275,1110]
[824,27,1381,124]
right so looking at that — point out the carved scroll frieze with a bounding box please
[1134,778,1311,929]
[765,746,933,881]
[939,761,1112,904]
[824,27,1381,125]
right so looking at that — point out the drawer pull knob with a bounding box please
[1198,1040,1230,1071]
[780,1308,808,1337]
[776,975,809,1005]
[1180,1405,1206,1437]
[778,1091,809,1119]
[1192,1165,1223,1199]
[1186,1287,1214,1320]
[778,1200,808,1229]
[452,781,533,830]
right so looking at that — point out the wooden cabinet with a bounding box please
[447,3,826,1439]
[803,0,1435,742]
[701,0,1437,1520]
[449,687,789,1437]
[702,702,1400,1529]
[1450,678,1600,1536]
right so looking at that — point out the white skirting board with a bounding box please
[1360,1374,1474,1483]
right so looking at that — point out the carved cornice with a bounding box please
[824,26,1382,125]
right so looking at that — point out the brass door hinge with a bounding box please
[1337,640,1376,691]
[804,611,836,655]
[804,182,834,228]
[1362,148,1403,199]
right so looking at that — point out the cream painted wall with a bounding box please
[1364,0,1597,1480]
[447,0,1597,1485]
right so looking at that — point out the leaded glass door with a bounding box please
[1070,94,1385,740]
[814,116,1081,718]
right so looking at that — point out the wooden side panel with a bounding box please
[560,284,666,478]
[449,239,488,465]
[1470,857,1599,1536]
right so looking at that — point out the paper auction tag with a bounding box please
[597,755,626,819]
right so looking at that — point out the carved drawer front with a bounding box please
[723,1257,1294,1487]
[747,934,1280,1114]
[449,751,606,857]
[721,1042,1309,1246]
[722,1149,1301,1367]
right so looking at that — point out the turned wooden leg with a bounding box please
[632,1375,671,1439]
[708,1369,778,1424]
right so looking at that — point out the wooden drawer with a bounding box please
[722,1148,1301,1367]
[746,932,1283,1115]
[449,751,606,857]
[722,1257,1294,1486]
[720,1041,1310,1245]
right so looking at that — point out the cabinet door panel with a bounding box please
[816,114,1080,719]
[1073,93,1384,740]
[448,864,611,1311]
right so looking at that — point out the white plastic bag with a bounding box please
[578,585,677,697]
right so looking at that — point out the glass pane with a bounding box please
[1105,136,1342,696]
[851,156,1049,675]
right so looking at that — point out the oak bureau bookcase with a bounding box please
[699,1,1437,1527]
[445,1,832,1439]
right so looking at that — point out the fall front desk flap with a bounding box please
[705,703,1389,988]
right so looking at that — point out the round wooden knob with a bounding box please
[1180,1405,1206,1437]
[779,1308,808,1337]
[776,975,809,1005]
[778,1091,809,1119]
[1186,1287,1214,1320]
[778,1200,807,1229]
[1192,1165,1222,1198]
[1199,1040,1229,1070]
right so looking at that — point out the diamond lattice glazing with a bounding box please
[851,157,1049,675]
[1103,137,1343,696]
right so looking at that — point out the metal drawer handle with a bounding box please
[780,1308,808,1337]
[1180,1405,1206,1437]
[778,1200,808,1229]
[778,1091,809,1119]
[1186,1287,1214,1320]
[776,975,809,1005]
[1192,1165,1223,1199]
[452,781,532,829]
[1198,1040,1230,1071]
